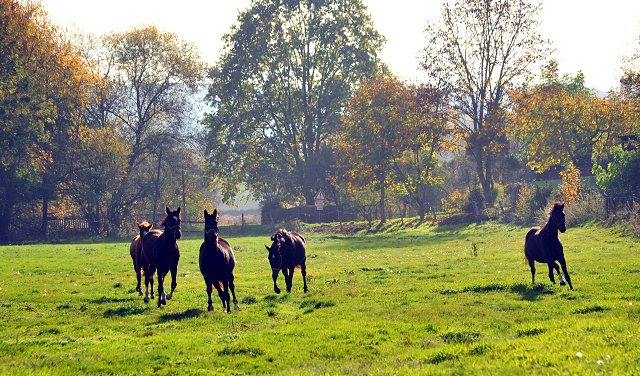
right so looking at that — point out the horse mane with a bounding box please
[138,221,152,228]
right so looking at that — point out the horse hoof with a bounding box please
[274,288,281,294]
[560,281,566,286]
[144,297,149,303]
[166,293,173,300]
[138,291,143,297]
[207,306,214,312]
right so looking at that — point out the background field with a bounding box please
[1,220,639,375]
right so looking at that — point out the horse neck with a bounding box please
[543,217,558,236]
[161,227,177,245]
[204,235,219,253]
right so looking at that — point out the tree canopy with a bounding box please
[510,61,635,174]
[0,0,102,241]
[203,0,385,206]
[421,0,552,207]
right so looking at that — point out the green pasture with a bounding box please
[1,220,639,375]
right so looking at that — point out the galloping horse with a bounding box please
[524,202,574,290]
[199,209,238,312]
[129,221,153,296]
[142,207,182,307]
[265,228,308,294]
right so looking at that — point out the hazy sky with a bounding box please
[44,0,640,92]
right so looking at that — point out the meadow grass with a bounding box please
[0,220,639,375]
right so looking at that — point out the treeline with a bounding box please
[1,0,640,243]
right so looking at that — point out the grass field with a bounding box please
[1,219,639,375]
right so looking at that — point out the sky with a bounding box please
[43,0,640,93]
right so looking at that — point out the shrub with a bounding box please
[463,188,484,214]
[564,189,605,227]
[442,189,465,213]
[515,182,553,225]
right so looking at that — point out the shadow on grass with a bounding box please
[104,304,149,317]
[93,296,136,304]
[510,283,555,301]
[440,282,555,302]
[157,308,204,323]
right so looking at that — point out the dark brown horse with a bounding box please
[130,221,153,296]
[142,207,182,307]
[199,209,238,312]
[524,202,573,290]
[265,228,308,294]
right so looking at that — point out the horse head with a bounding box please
[203,209,219,244]
[137,221,153,237]
[162,207,182,239]
[550,202,566,233]
[265,242,282,272]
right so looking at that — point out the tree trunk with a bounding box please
[418,201,426,221]
[41,198,49,240]
[153,149,162,224]
[0,204,11,244]
[379,185,386,223]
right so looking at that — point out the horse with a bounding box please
[524,202,574,290]
[199,209,238,312]
[142,207,182,307]
[264,228,308,294]
[129,221,153,296]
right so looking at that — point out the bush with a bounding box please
[442,189,465,213]
[533,189,605,228]
[463,188,484,214]
[564,189,606,227]
[515,182,553,225]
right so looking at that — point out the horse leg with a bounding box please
[285,267,293,293]
[547,263,557,284]
[135,267,143,296]
[229,272,239,310]
[148,265,156,300]
[166,265,177,300]
[301,264,308,293]
[550,261,566,286]
[529,262,536,285]
[222,279,231,313]
[272,269,281,294]
[213,281,226,311]
[559,257,573,290]
[157,269,167,307]
[206,279,214,311]
[143,265,151,303]
[133,258,142,296]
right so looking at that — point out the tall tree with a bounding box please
[332,75,415,223]
[510,61,633,174]
[392,85,453,220]
[81,25,207,235]
[421,0,552,207]
[0,0,100,242]
[203,0,385,206]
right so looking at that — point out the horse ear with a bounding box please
[213,209,218,219]
[560,204,565,210]
[265,244,270,252]
[177,207,181,214]
[166,207,170,214]
[136,222,140,226]
[204,209,208,217]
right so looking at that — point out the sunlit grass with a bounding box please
[0,219,639,374]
